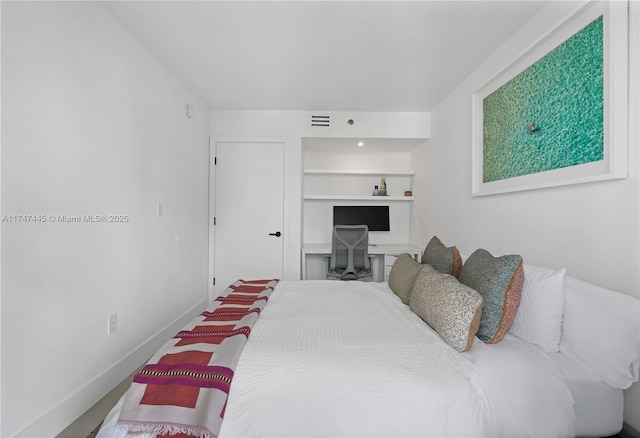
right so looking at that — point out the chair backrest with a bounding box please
[328,225,371,280]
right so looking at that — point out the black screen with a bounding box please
[333,206,390,231]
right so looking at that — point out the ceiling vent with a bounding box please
[311,115,330,127]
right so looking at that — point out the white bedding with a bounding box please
[99,280,575,438]
[464,334,576,437]
[548,352,623,437]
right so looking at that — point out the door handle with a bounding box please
[269,231,282,237]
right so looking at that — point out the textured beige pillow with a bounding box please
[410,264,484,352]
[388,253,425,305]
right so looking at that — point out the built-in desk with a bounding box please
[301,243,422,282]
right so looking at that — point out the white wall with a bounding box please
[1,2,210,436]
[410,0,640,431]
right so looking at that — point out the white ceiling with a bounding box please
[103,1,551,112]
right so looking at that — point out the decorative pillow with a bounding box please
[459,249,524,344]
[409,264,484,352]
[388,253,425,304]
[421,236,462,278]
[509,265,566,352]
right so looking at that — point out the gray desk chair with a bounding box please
[327,225,373,280]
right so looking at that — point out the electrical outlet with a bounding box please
[108,313,118,335]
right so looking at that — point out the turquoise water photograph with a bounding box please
[472,1,628,196]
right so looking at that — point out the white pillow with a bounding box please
[560,276,640,389]
[509,264,566,352]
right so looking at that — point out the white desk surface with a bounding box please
[302,243,421,255]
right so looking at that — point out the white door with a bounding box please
[213,141,285,294]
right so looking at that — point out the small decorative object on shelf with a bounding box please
[379,177,387,196]
[404,191,412,197]
[373,185,379,196]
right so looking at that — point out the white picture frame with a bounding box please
[471,1,628,197]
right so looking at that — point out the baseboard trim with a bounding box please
[16,298,208,438]
[621,422,640,438]
[55,367,137,438]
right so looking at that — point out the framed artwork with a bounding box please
[472,1,628,196]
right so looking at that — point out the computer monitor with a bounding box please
[333,206,390,231]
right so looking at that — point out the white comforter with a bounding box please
[99,280,575,437]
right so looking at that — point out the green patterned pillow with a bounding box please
[421,236,462,278]
[410,264,484,352]
[459,249,524,344]
[389,253,425,304]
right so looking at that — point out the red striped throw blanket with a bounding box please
[116,279,278,438]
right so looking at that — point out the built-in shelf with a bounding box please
[303,168,414,201]
[304,194,414,201]
[302,145,417,250]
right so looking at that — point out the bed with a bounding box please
[97,241,640,438]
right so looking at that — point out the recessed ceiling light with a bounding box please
[357,141,364,147]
